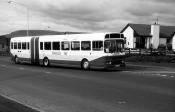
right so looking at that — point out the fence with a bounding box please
[125,48,175,56]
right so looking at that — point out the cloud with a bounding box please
[28,0,133,31]
[150,0,175,4]
[0,0,175,35]
[125,0,175,25]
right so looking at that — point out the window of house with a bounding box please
[14,42,17,49]
[44,42,51,50]
[81,41,91,50]
[53,42,60,50]
[18,42,21,49]
[61,41,70,50]
[40,42,43,50]
[71,41,80,50]
[22,42,26,50]
[11,42,13,49]
[92,41,103,51]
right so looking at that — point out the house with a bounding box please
[121,23,175,50]
[0,35,10,52]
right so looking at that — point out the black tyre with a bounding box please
[43,58,49,67]
[81,59,90,70]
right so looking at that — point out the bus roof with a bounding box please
[11,33,124,42]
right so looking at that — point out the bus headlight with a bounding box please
[106,61,112,64]
[121,60,125,64]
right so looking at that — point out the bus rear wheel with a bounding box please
[43,58,49,67]
[81,59,90,70]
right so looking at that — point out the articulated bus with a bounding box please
[10,33,126,70]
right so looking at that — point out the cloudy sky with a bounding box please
[0,0,175,35]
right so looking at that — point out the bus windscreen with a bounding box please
[104,40,124,53]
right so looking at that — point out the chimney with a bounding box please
[151,23,160,49]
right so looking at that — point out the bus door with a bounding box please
[31,37,39,64]
[16,41,22,58]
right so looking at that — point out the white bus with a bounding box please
[10,33,126,70]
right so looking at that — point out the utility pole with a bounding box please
[8,0,29,36]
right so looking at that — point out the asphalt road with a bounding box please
[0,56,174,112]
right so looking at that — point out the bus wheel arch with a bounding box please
[81,58,90,70]
[43,57,50,67]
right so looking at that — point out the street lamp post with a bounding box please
[8,0,29,36]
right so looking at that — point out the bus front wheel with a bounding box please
[43,58,49,67]
[81,59,90,70]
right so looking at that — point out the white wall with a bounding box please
[123,26,134,48]
[159,38,167,45]
[172,35,175,51]
[146,37,151,49]
[151,24,160,49]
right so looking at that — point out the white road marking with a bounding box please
[117,101,126,104]
[123,71,175,74]
[122,71,175,79]
[122,71,130,72]
[19,67,24,70]
[152,74,161,76]
[45,71,51,74]
[161,75,167,77]
[127,63,174,69]
[170,76,174,78]
[1,65,7,67]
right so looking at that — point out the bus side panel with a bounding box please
[90,56,106,68]
[90,55,125,68]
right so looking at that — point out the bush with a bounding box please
[158,44,166,55]
[167,44,172,51]
[158,44,166,50]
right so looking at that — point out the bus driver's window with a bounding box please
[104,41,111,53]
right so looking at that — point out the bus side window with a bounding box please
[18,42,21,49]
[53,42,60,50]
[44,42,51,50]
[40,42,43,50]
[92,41,103,51]
[61,41,70,50]
[11,42,13,49]
[71,41,80,50]
[22,42,26,50]
[81,41,91,51]
[14,42,17,49]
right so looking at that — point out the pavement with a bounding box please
[0,94,39,112]
[0,56,174,112]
